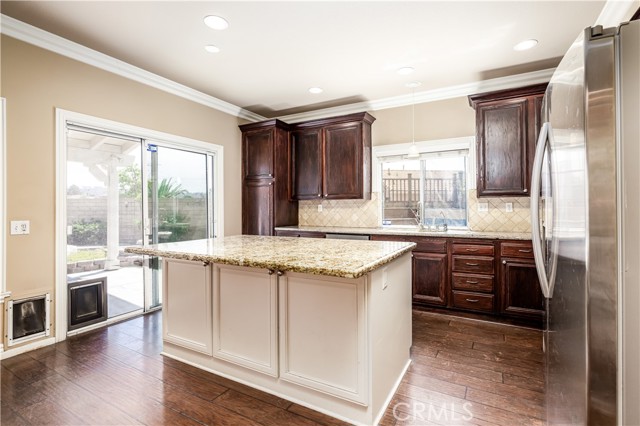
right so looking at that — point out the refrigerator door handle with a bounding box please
[531,122,551,298]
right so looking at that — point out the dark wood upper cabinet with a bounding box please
[290,128,322,199]
[243,129,274,179]
[290,112,375,200]
[469,84,547,197]
[239,120,297,236]
[323,122,364,199]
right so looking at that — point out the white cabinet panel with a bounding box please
[213,264,278,377]
[162,259,213,355]
[279,272,368,405]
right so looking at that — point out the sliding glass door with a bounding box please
[65,127,216,324]
[66,128,145,319]
[144,143,214,309]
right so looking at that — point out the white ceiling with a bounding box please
[2,1,607,119]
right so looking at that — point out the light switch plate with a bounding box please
[477,202,489,212]
[317,204,323,212]
[505,202,513,213]
[11,220,30,235]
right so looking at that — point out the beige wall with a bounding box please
[0,31,511,347]
[370,96,475,146]
[0,36,243,336]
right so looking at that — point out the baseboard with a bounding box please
[0,336,56,360]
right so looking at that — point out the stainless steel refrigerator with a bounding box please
[531,20,640,425]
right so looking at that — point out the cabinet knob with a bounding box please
[502,260,507,264]
[268,269,275,275]
[277,270,284,276]
[202,261,210,267]
[524,189,528,193]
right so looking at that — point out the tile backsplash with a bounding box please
[467,189,531,232]
[299,193,380,228]
[298,190,531,233]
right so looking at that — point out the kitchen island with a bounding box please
[126,235,415,426]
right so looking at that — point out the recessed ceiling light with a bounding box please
[204,15,229,30]
[514,39,538,51]
[405,81,422,88]
[397,67,415,75]
[204,45,220,53]
[308,87,323,94]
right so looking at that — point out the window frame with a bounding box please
[373,136,475,228]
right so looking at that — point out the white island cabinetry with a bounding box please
[127,235,415,426]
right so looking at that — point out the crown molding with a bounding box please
[278,67,554,123]
[0,14,266,122]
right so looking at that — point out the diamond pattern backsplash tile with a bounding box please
[467,190,531,232]
[299,193,380,228]
[299,190,531,232]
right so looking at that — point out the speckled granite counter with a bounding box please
[275,225,532,240]
[125,235,415,279]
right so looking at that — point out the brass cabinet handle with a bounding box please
[466,262,479,266]
[465,248,478,252]
[466,280,479,284]
[518,249,532,253]
[465,298,479,303]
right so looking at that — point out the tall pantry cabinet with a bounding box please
[239,120,298,236]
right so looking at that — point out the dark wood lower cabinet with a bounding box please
[500,257,545,319]
[412,252,448,307]
[372,234,544,326]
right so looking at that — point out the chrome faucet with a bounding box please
[438,210,448,232]
[415,202,426,230]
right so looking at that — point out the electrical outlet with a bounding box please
[505,202,513,213]
[317,204,323,212]
[477,202,489,212]
[11,220,30,235]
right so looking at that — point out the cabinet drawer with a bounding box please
[452,291,494,312]
[452,256,494,274]
[452,243,494,256]
[452,273,494,293]
[413,238,447,253]
[500,242,534,259]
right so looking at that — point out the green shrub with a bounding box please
[68,219,107,246]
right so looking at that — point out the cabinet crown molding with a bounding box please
[468,83,549,108]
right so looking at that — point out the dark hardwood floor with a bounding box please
[1,310,544,425]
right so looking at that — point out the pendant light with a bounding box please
[406,82,421,159]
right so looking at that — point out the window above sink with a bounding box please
[373,137,473,230]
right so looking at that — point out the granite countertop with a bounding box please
[275,225,532,241]
[124,235,416,279]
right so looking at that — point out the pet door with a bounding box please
[7,294,51,347]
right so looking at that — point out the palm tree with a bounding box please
[152,178,188,199]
